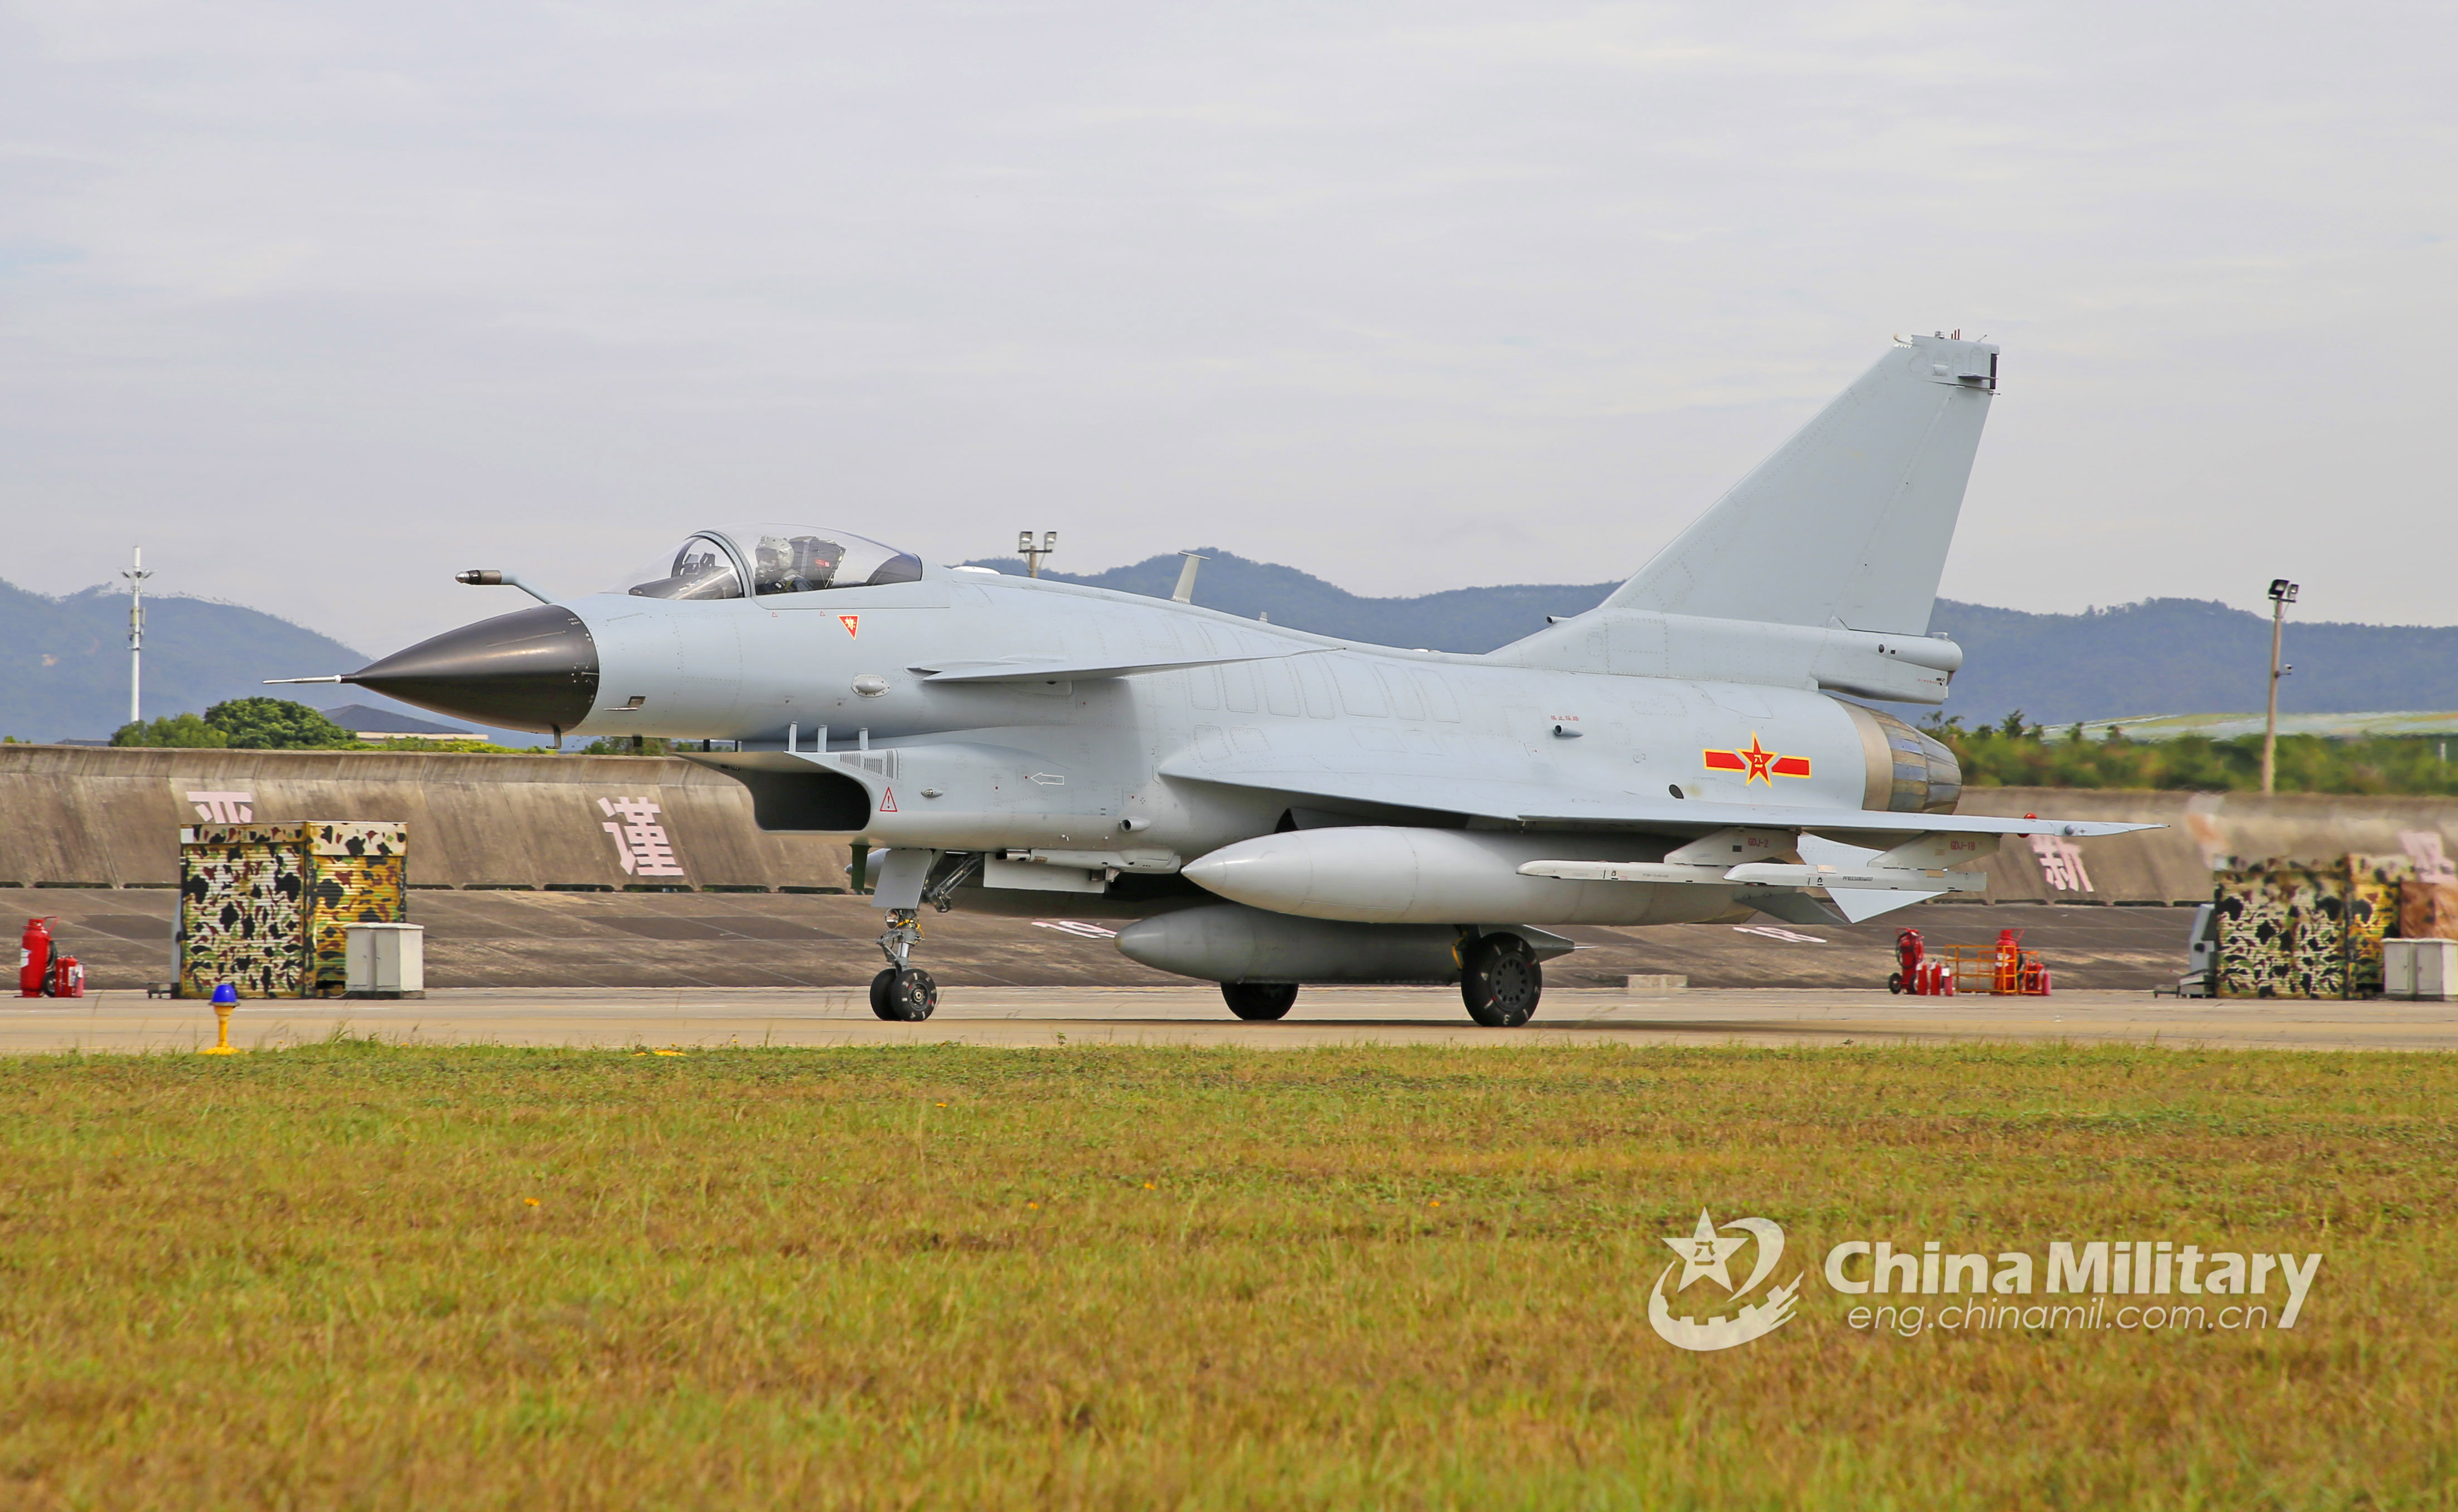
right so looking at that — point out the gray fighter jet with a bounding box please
[289,333,2147,1024]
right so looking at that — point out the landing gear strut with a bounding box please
[1461,932,1542,1028]
[869,908,937,1021]
[1221,981,1298,1021]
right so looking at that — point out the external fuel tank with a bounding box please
[1178,827,1758,927]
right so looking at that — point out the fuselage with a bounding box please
[525,562,1925,924]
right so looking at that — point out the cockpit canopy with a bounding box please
[615,525,923,601]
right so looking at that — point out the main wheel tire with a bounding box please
[1221,981,1299,1021]
[1886,971,1904,995]
[1461,934,1542,1027]
[871,967,938,1021]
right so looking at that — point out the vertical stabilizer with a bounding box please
[1608,334,1997,636]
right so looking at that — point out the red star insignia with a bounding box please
[1740,733,1777,782]
[1701,736,1812,782]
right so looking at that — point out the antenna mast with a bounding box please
[122,546,153,727]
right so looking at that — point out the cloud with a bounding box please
[2,0,2452,651]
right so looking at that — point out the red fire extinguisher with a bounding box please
[1890,928,1924,994]
[18,918,56,999]
[49,953,84,999]
[1994,929,2024,995]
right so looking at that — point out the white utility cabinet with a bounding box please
[345,923,426,999]
[2382,938,2455,1002]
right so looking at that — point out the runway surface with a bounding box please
[4,986,2454,1053]
[8,884,2200,992]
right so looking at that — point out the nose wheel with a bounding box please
[1461,933,1542,1027]
[869,907,938,1021]
[870,967,938,1021]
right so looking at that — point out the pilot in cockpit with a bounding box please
[756,534,845,595]
[619,525,922,600]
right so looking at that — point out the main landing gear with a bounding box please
[1460,932,1542,1028]
[1212,933,1546,1028]
[1221,982,1298,1021]
[869,907,938,1021]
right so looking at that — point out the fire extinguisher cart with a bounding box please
[16,918,88,999]
[1886,927,2053,996]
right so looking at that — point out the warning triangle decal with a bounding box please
[878,787,897,813]
[839,614,859,637]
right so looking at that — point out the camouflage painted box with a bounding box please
[2344,855,2411,998]
[2214,855,2410,1000]
[178,821,406,998]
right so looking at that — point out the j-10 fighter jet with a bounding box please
[297,333,2147,1024]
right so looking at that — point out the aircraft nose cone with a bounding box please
[346,604,599,733]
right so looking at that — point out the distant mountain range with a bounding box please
[967,551,2458,727]
[10,561,2452,742]
[0,580,533,744]
[1918,598,2458,729]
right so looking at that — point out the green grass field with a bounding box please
[3,1041,2452,1509]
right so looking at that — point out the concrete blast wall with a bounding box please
[0,747,851,892]
[1959,787,2458,904]
[3,748,2452,905]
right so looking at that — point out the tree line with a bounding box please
[104,699,668,755]
[109,699,546,753]
[1927,713,2458,794]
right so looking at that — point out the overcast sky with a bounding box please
[4,0,2451,657]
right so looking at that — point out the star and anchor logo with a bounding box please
[1702,733,1811,783]
[1648,1207,1804,1353]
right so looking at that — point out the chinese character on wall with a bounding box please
[2401,831,2456,880]
[186,791,255,822]
[2028,834,2093,893]
[597,796,685,878]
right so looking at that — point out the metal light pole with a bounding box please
[1017,530,1057,578]
[121,546,154,728]
[2261,578,2297,794]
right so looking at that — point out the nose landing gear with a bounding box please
[869,908,938,1021]
[865,851,981,1022]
